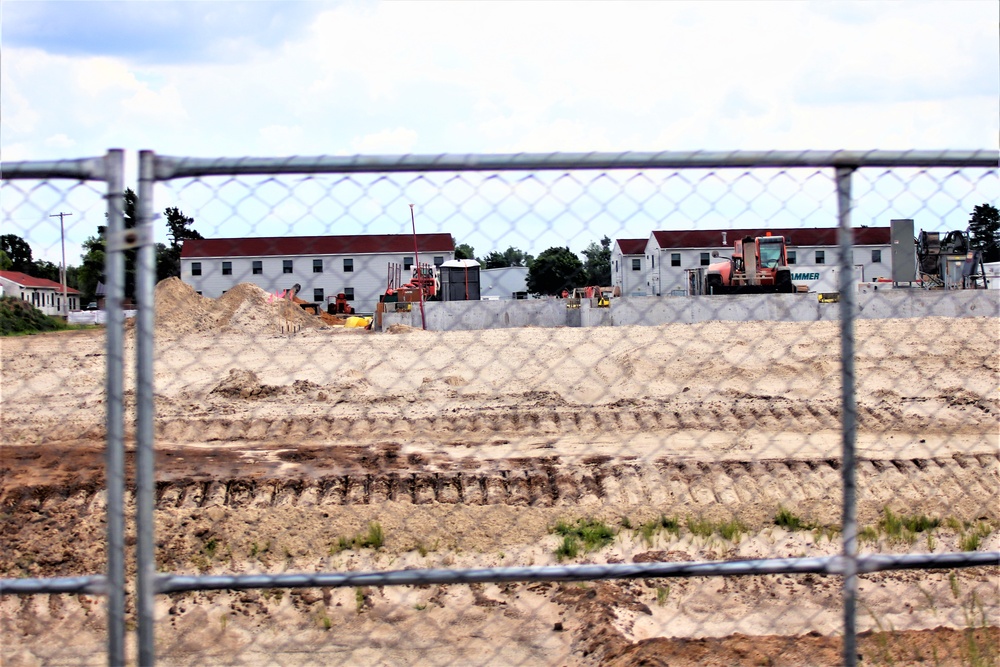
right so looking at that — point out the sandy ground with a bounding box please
[1,279,998,665]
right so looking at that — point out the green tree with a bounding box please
[482,246,534,269]
[157,206,203,281]
[31,259,60,282]
[0,250,12,271]
[581,236,612,286]
[0,235,33,273]
[454,243,476,261]
[969,203,1000,263]
[77,226,106,303]
[526,246,585,296]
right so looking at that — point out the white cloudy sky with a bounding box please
[2,0,998,260]
[4,0,997,159]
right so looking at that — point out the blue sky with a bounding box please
[2,0,998,261]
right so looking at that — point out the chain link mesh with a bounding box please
[2,151,997,666]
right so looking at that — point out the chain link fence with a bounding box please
[2,150,998,666]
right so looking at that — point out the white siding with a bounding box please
[182,251,453,313]
[644,241,892,294]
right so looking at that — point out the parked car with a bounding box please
[85,301,98,310]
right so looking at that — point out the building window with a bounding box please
[815,250,826,265]
[344,287,355,300]
[191,262,202,276]
[403,256,413,270]
[343,258,354,272]
[313,288,324,302]
[222,261,232,276]
[283,260,293,274]
[671,253,681,267]
[631,258,641,271]
[252,260,262,275]
[433,256,444,266]
[787,250,797,265]
[615,260,619,273]
[313,259,323,273]
[872,249,882,263]
[700,252,710,266]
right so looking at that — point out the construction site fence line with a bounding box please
[4,147,998,667]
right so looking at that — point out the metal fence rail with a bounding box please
[1,150,126,666]
[2,148,998,667]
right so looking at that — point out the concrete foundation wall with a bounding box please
[378,290,998,331]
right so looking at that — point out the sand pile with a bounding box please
[153,278,322,336]
[153,277,220,335]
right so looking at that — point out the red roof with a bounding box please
[651,227,890,249]
[181,234,455,259]
[0,271,81,293]
[614,239,647,255]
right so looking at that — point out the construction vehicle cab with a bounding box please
[328,292,355,315]
[705,234,795,294]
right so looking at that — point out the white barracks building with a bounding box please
[179,234,456,312]
[612,226,892,296]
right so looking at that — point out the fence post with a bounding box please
[136,150,158,666]
[836,165,859,667]
[102,149,127,667]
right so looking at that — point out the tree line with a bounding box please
[0,188,202,304]
[2,201,996,303]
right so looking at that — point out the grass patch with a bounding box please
[637,515,681,546]
[551,518,616,560]
[685,516,746,542]
[331,522,385,554]
[554,535,580,561]
[718,519,748,542]
[656,585,670,607]
[859,508,943,546]
[959,522,993,552]
[774,506,805,531]
[685,516,714,539]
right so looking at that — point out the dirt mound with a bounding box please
[153,277,220,335]
[153,279,323,336]
[216,283,321,335]
[210,369,285,399]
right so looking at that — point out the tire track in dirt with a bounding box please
[4,397,995,446]
[4,454,997,525]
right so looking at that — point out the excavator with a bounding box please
[704,233,795,294]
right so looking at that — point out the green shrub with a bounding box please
[0,296,68,335]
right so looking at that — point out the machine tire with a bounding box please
[776,271,794,293]
[705,275,724,295]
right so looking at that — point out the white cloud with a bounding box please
[350,127,419,154]
[43,134,76,149]
[0,0,996,164]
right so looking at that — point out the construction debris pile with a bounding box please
[153,278,327,336]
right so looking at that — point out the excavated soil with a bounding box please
[1,280,998,665]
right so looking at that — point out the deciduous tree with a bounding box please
[0,235,33,273]
[526,247,585,296]
[581,236,612,286]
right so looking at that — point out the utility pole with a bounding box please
[50,211,72,317]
